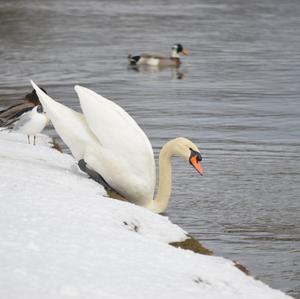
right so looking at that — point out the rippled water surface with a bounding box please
[0,0,299,297]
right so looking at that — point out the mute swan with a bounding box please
[128,44,189,67]
[31,80,203,213]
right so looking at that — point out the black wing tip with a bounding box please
[128,54,140,65]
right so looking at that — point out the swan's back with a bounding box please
[75,86,156,203]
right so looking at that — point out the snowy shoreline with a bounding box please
[0,131,292,299]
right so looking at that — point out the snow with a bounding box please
[0,131,292,299]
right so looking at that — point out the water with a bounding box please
[0,0,299,296]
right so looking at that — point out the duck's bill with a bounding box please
[190,156,204,176]
[182,48,189,55]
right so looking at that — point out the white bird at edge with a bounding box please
[31,80,204,213]
[4,105,48,145]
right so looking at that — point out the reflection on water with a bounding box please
[0,0,300,297]
[127,64,184,79]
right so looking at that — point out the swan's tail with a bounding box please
[31,80,76,118]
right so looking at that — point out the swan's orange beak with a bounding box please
[189,150,204,176]
[190,156,204,176]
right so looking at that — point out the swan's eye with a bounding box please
[37,105,43,113]
[189,148,202,161]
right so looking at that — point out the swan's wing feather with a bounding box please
[31,82,155,203]
[75,85,155,182]
[31,81,99,161]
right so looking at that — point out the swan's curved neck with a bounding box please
[148,140,175,213]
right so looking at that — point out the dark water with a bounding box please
[0,0,299,297]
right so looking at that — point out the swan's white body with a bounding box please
[31,81,155,207]
[75,86,156,206]
[31,81,203,213]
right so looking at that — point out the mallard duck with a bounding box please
[128,44,189,67]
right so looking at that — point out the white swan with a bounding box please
[31,81,203,213]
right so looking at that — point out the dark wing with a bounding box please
[0,102,35,127]
[0,101,24,114]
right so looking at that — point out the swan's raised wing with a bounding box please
[75,85,155,189]
[31,81,98,161]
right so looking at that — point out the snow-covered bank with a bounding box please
[0,132,292,299]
